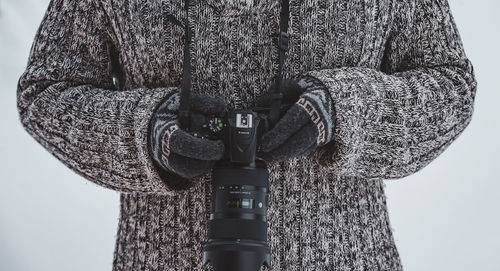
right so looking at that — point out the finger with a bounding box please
[167,128,225,160]
[164,152,216,179]
[256,79,303,107]
[268,78,303,99]
[255,93,273,107]
[190,93,227,115]
[259,122,317,163]
[259,104,311,152]
[279,78,304,102]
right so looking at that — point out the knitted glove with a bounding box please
[148,91,227,189]
[256,76,336,164]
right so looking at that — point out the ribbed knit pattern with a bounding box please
[16,0,476,270]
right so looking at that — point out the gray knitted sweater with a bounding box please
[17,0,476,269]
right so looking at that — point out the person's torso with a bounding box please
[104,0,402,270]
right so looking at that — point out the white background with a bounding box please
[1,0,498,270]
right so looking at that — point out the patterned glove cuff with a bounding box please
[296,75,335,146]
[148,91,181,171]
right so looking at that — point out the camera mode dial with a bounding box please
[206,117,224,133]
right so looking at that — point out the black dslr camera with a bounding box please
[181,94,295,271]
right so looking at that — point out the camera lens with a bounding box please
[202,162,271,271]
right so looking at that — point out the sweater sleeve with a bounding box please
[16,0,182,195]
[297,0,477,179]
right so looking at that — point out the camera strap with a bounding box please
[178,0,193,130]
[178,0,291,130]
[268,0,290,127]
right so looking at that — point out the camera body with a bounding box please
[187,109,269,164]
[186,103,293,271]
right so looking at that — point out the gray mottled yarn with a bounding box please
[16,0,476,270]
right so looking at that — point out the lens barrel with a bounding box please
[202,161,271,271]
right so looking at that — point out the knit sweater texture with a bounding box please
[16,0,477,270]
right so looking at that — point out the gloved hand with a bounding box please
[256,76,336,164]
[148,90,227,188]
